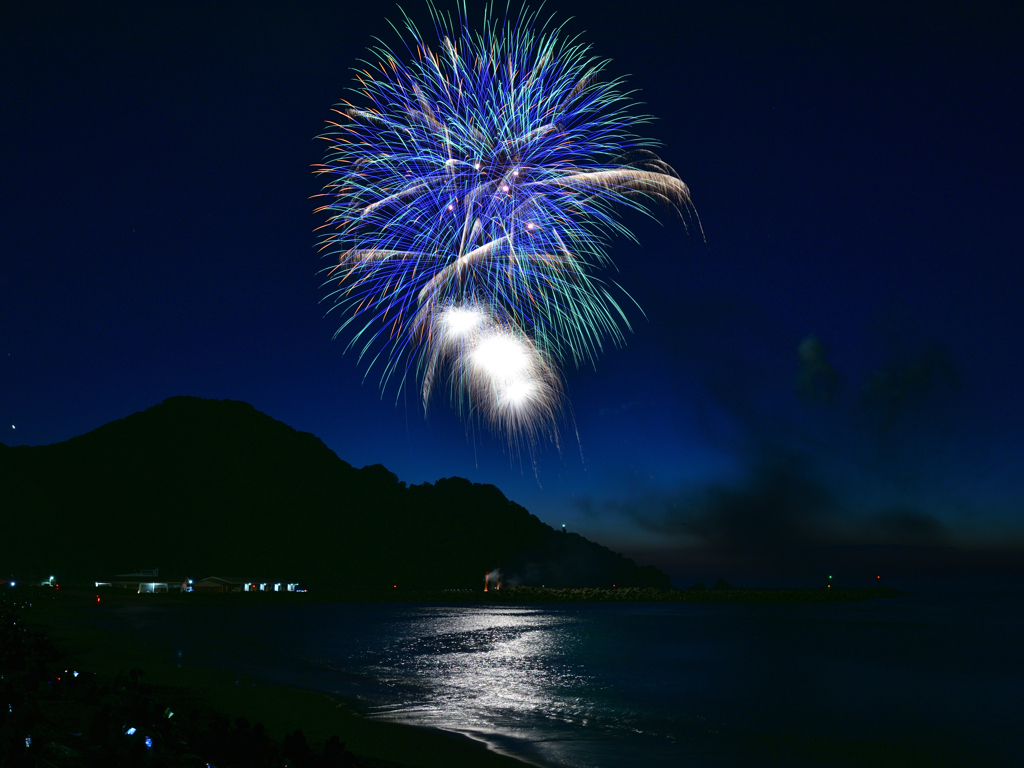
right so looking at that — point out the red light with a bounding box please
[393,584,397,589]
[96,595,101,603]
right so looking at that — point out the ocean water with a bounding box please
[89,593,1022,767]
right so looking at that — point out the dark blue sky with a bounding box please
[3,1,1022,588]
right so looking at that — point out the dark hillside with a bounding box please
[1,397,669,590]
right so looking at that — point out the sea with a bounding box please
[85,592,1021,767]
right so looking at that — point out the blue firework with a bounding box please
[315,2,694,443]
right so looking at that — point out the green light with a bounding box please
[828,575,832,579]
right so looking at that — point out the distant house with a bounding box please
[95,568,187,593]
[192,576,248,593]
[92,571,299,594]
[192,576,300,593]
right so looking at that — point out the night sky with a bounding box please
[3,1,1022,588]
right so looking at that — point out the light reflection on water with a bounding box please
[93,596,1023,768]
[332,606,625,767]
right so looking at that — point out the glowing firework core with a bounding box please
[471,334,532,384]
[441,305,487,342]
[499,380,539,408]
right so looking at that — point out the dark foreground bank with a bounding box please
[0,588,536,768]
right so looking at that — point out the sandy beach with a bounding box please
[18,589,539,768]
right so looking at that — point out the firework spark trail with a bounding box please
[315,2,695,449]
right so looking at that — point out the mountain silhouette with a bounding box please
[1,397,670,590]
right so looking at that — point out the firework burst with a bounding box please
[314,2,695,448]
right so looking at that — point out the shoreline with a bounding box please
[16,589,544,768]
[85,584,908,603]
